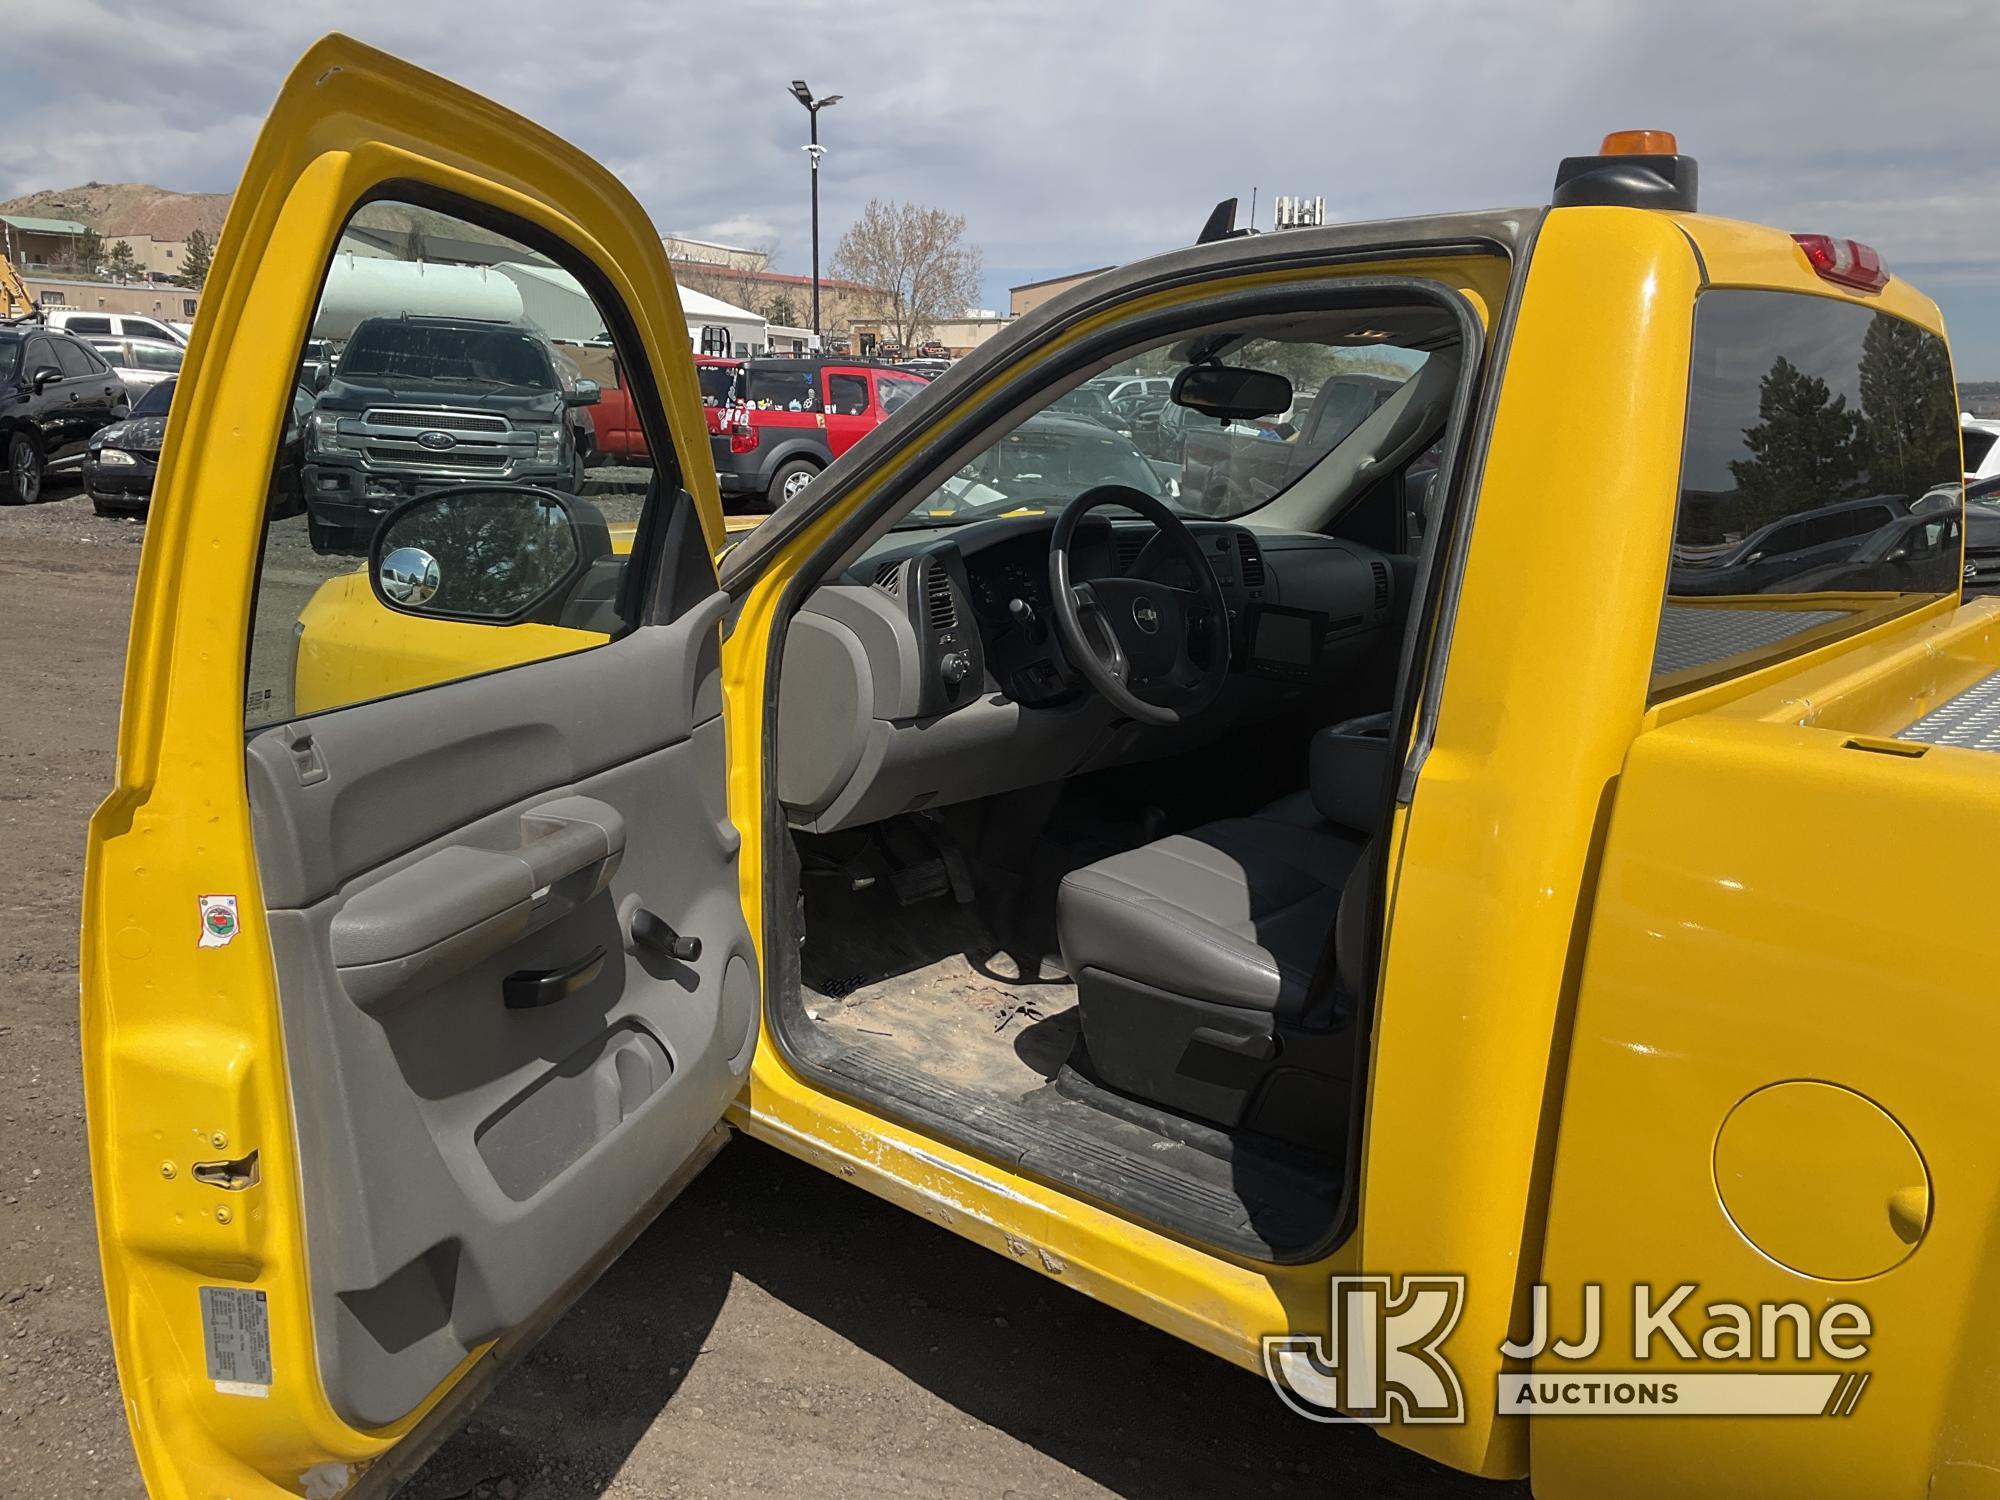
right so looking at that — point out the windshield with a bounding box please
[337,321,557,391]
[896,325,1435,526]
[133,377,176,417]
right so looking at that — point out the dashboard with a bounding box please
[775,513,1399,832]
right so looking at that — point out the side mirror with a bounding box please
[566,378,601,408]
[1170,364,1292,421]
[308,361,332,393]
[28,365,60,393]
[368,484,612,625]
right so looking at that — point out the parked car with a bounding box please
[1667,495,1914,596]
[43,308,188,347]
[712,356,929,507]
[1087,373,1173,405]
[1963,416,2000,483]
[898,357,952,379]
[1960,473,2000,591]
[83,376,313,519]
[1,325,129,503]
[88,335,185,396]
[301,313,599,552]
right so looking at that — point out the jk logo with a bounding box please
[1263,1275,1468,1424]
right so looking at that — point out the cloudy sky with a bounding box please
[6,0,2000,372]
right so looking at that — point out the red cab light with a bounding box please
[1792,234,1888,293]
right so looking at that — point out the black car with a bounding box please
[85,376,313,520]
[1667,496,1915,597]
[2,325,130,504]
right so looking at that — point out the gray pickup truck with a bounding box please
[301,313,598,552]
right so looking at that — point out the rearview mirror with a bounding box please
[28,364,59,393]
[566,377,601,408]
[369,484,611,625]
[1170,363,1292,421]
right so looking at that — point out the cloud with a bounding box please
[5,0,2000,368]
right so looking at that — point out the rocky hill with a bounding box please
[0,183,230,241]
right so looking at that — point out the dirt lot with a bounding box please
[0,481,1514,1498]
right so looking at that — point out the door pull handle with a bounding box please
[504,946,606,1009]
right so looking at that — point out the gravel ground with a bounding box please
[0,479,1515,1498]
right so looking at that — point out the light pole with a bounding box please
[788,79,841,347]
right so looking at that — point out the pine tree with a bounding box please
[182,228,213,289]
[1727,357,1863,526]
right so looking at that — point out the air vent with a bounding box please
[1371,560,1390,612]
[924,562,958,631]
[874,560,901,594]
[1114,530,1148,573]
[1236,532,1265,587]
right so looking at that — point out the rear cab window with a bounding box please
[1652,288,1962,698]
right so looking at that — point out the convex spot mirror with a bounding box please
[1170,363,1292,421]
[368,484,612,625]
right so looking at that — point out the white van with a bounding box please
[43,309,188,347]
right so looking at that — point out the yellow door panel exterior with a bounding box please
[82,35,722,1497]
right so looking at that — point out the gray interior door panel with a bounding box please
[246,603,758,1429]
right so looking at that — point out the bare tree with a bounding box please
[831,200,982,354]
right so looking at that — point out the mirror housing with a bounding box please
[28,365,60,393]
[565,378,601,408]
[368,484,613,626]
[1170,364,1292,421]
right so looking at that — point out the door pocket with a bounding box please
[475,1018,674,1200]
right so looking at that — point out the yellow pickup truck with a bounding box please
[83,37,1999,1500]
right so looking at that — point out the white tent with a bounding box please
[677,283,767,357]
[497,261,766,355]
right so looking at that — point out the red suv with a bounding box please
[713,357,929,508]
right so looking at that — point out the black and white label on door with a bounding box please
[199,1285,273,1396]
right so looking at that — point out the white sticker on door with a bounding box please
[197,894,239,948]
[200,1285,272,1396]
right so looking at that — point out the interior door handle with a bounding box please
[504,946,606,1008]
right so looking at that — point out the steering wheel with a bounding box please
[1048,484,1231,726]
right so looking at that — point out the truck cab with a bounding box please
[82,41,1999,1500]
